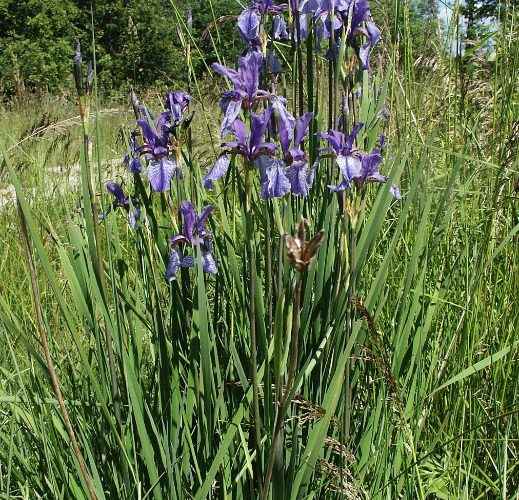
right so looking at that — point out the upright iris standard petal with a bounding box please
[360,150,385,182]
[294,112,313,147]
[203,154,231,189]
[164,90,192,126]
[260,158,291,199]
[273,15,289,39]
[242,51,264,104]
[195,206,214,237]
[271,97,295,154]
[220,93,243,136]
[180,201,197,243]
[212,51,267,111]
[250,108,273,154]
[238,8,261,46]
[148,157,178,192]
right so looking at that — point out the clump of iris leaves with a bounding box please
[10,0,500,498]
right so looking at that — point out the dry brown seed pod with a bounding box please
[285,218,325,272]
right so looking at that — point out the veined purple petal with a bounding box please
[273,15,289,39]
[181,255,195,268]
[202,250,218,274]
[250,108,273,152]
[271,97,295,154]
[196,205,214,235]
[203,154,231,189]
[359,42,371,70]
[360,151,383,181]
[358,22,381,70]
[212,63,241,88]
[328,179,351,192]
[240,51,263,102]
[337,154,362,181]
[170,234,189,246]
[129,156,142,174]
[138,119,160,148]
[350,0,370,32]
[254,142,277,159]
[366,20,381,45]
[180,201,196,243]
[286,163,311,196]
[166,249,181,281]
[301,0,320,14]
[321,130,345,154]
[165,91,191,125]
[345,123,364,151]
[148,158,176,192]
[294,112,313,146]
[220,97,243,137]
[297,13,309,42]
[231,119,248,146]
[238,8,261,44]
[288,147,306,165]
[255,0,288,14]
[260,159,291,199]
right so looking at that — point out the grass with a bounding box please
[0,1,518,498]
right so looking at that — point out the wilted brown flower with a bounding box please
[285,218,325,272]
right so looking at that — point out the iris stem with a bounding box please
[262,272,303,499]
[244,165,262,490]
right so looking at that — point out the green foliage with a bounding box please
[0,2,518,499]
[0,0,242,97]
[0,0,79,94]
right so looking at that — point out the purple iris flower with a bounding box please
[253,0,287,15]
[213,51,269,136]
[223,109,276,162]
[104,181,141,228]
[273,15,289,39]
[341,0,381,69]
[322,127,399,197]
[123,132,143,174]
[271,97,314,196]
[301,0,350,17]
[166,201,217,281]
[238,8,261,48]
[138,118,181,192]
[106,181,129,208]
[298,1,347,50]
[321,124,364,191]
[158,91,192,130]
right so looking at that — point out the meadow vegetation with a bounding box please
[0,1,518,499]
